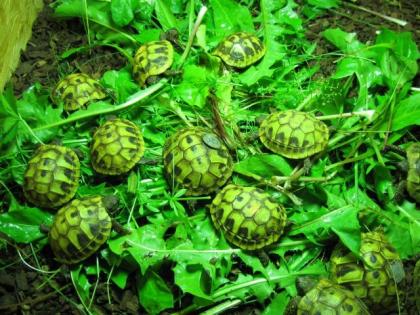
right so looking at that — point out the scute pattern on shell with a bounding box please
[23,144,80,208]
[52,73,107,111]
[259,110,329,159]
[406,142,420,203]
[298,279,370,315]
[91,119,145,175]
[49,196,112,264]
[213,32,265,68]
[330,231,404,314]
[163,127,233,196]
[133,40,174,86]
[210,184,287,250]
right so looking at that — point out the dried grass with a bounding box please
[0,0,43,92]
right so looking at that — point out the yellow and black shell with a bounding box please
[213,32,265,68]
[297,279,370,315]
[330,231,404,313]
[406,142,420,203]
[48,196,114,264]
[23,144,80,208]
[163,127,233,196]
[210,184,287,250]
[51,73,107,111]
[132,40,174,86]
[91,118,145,175]
[259,110,329,159]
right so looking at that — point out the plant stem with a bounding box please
[33,81,165,131]
[317,110,375,121]
[295,89,322,111]
[211,269,320,300]
[19,113,44,144]
[343,1,408,26]
[179,6,208,67]
[271,172,337,184]
[200,299,242,315]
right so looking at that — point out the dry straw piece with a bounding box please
[0,0,43,92]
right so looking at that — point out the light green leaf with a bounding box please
[0,199,53,243]
[377,93,420,131]
[262,291,289,315]
[174,262,212,299]
[138,270,174,315]
[111,0,134,27]
[155,0,180,31]
[209,0,254,41]
[234,154,293,178]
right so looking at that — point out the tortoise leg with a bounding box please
[383,144,406,155]
[284,296,301,315]
[39,224,50,234]
[394,180,406,204]
[111,219,130,236]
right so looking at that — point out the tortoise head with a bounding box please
[102,195,119,212]
[296,276,319,295]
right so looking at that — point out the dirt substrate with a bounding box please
[1,0,419,314]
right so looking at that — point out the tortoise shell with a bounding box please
[210,184,287,250]
[406,142,420,203]
[132,40,174,86]
[48,196,114,264]
[259,110,329,159]
[330,231,404,313]
[213,32,265,68]
[51,73,107,111]
[163,127,233,196]
[297,278,370,315]
[23,144,80,208]
[91,118,145,175]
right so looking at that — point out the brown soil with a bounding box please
[2,0,419,314]
[10,0,126,95]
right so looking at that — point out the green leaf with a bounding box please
[237,252,269,278]
[138,270,174,314]
[377,93,420,131]
[111,0,134,27]
[155,0,180,31]
[54,0,112,25]
[262,291,289,315]
[373,165,394,201]
[373,29,419,88]
[174,65,216,107]
[308,0,339,9]
[323,28,383,104]
[102,69,139,103]
[70,266,92,310]
[234,154,293,179]
[111,269,129,289]
[290,203,361,253]
[173,262,212,299]
[17,84,62,142]
[239,0,292,85]
[0,199,53,243]
[109,224,168,274]
[209,0,254,41]
[385,203,420,259]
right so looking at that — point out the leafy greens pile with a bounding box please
[0,0,419,314]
